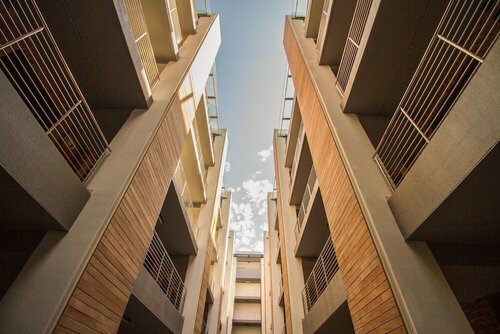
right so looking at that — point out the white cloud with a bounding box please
[225,161,231,173]
[257,145,273,162]
[242,178,273,204]
[229,174,274,252]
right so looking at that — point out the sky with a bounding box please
[210,0,291,252]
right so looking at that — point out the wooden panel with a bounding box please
[283,18,407,334]
[273,144,293,334]
[53,96,187,334]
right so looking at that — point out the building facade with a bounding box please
[224,251,266,334]
[0,1,234,333]
[270,0,499,333]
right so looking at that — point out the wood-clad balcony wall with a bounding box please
[54,95,185,333]
[283,18,406,334]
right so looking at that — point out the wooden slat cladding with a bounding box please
[283,18,407,334]
[53,96,186,334]
[273,145,293,334]
[194,241,215,334]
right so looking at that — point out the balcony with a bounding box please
[234,287,261,303]
[381,1,500,244]
[155,178,198,256]
[232,311,262,325]
[315,0,356,71]
[236,268,261,283]
[374,1,499,189]
[284,99,301,168]
[0,1,109,183]
[302,236,339,313]
[0,0,105,233]
[180,119,208,204]
[294,167,331,257]
[120,231,186,333]
[172,161,200,239]
[289,123,313,205]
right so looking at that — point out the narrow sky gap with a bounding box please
[212,0,290,252]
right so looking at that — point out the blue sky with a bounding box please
[211,0,290,252]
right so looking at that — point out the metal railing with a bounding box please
[301,235,339,313]
[123,0,160,88]
[336,0,373,94]
[375,0,500,189]
[292,0,309,19]
[144,231,187,311]
[206,66,221,136]
[278,65,294,138]
[294,166,317,240]
[173,162,200,237]
[0,0,109,182]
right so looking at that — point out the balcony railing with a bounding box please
[375,0,500,189]
[144,231,187,311]
[336,0,373,94]
[173,162,200,237]
[294,166,317,240]
[301,235,339,313]
[196,0,211,16]
[292,0,309,18]
[206,66,221,137]
[278,66,294,138]
[123,0,160,88]
[0,0,109,182]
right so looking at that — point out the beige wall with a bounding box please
[233,326,262,334]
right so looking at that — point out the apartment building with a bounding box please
[225,251,266,334]
[0,1,234,333]
[270,0,499,333]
